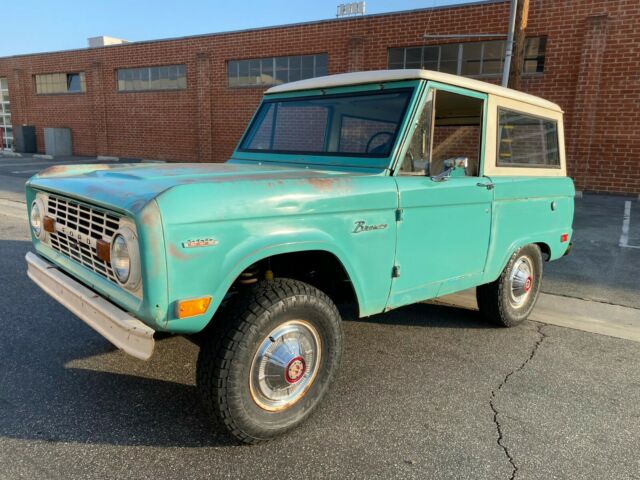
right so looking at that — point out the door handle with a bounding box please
[477,182,495,190]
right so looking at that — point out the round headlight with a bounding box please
[111,234,131,283]
[30,200,43,238]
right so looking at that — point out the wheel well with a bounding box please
[535,242,551,261]
[232,251,358,312]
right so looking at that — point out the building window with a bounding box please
[497,108,559,168]
[0,77,12,150]
[388,37,546,76]
[34,72,86,94]
[523,37,547,74]
[228,54,328,88]
[116,65,186,92]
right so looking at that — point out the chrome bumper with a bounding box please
[25,251,155,360]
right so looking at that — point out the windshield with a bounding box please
[239,88,413,158]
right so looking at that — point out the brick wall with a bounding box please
[0,0,638,194]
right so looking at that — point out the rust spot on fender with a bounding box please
[169,243,189,260]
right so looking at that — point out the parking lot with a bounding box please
[1,155,639,479]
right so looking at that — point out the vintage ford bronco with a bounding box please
[25,70,574,443]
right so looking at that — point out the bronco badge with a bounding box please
[352,220,388,234]
[182,238,219,248]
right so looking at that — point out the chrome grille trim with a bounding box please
[41,193,124,286]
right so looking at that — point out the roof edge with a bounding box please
[266,69,563,113]
[0,1,507,61]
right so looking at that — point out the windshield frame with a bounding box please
[231,80,423,171]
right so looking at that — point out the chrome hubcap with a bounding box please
[509,256,534,308]
[249,320,321,412]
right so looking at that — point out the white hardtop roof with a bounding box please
[266,69,562,113]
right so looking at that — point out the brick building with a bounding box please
[0,0,638,194]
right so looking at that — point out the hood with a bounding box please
[28,162,351,214]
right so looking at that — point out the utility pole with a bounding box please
[508,0,530,90]
[501,0,518,87]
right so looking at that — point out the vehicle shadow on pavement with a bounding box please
[0,240,236,448]
[1,240,488,450]
[340,301,492,329]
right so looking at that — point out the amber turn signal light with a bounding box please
[43,216,55,233]
[177,296,212,319]
[96,239,111,263]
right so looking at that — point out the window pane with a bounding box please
[67,73,81,92]
[423,46,439,71]
[405,47,422,69]
[241,89,412,157]
[400,89,434,175]
[275,57,288,84]
[388,48,404,69]
[523,37,546,74]
[300,55,314,80]
[481,40,504,75]
[497,109,559,167]
[260,58,274,85]
[439,44,459,74]
[249,60,260,85]
[288,56,301,82]
[461,42,482,75]
[227,60,238,87]
[237,60,250,86]
[117,65,185,91]
[315,54,328,76]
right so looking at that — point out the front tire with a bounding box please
[476,244,543,327]
[197,278,343,444]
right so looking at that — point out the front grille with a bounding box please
[45,193,122,283]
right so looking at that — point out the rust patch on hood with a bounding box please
[305,176,352,193]
[38,163,119,178]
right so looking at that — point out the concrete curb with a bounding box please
[97,155,119,161]
[0,151,23,158]
[434,289,640,343]
[33,154,54,160]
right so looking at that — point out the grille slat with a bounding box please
[45,193,121,283]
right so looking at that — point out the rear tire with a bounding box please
[476,244,543,327]
[197,278,343,444]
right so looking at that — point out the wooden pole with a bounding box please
[508,0,529,90]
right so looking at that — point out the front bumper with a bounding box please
[26,252,155,360]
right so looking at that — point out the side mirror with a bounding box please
[431,157,468,182]
[444,157,468,170]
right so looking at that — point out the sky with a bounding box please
[0,0,479,57]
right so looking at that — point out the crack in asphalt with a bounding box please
[490,322,547,480]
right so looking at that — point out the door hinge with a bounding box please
[395,208,403,222]
[392,265,401,278]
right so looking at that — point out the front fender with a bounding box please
[162,230,367,334]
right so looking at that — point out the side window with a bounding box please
[497,109,560,167]
[399,88,484,176]
[399,90,433,175]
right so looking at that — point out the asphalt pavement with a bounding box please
[1,154,639,479]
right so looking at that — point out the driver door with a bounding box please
[389,85,493,309]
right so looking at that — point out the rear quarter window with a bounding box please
[497,108,560,168]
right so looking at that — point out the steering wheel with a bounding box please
[365,131,394,153]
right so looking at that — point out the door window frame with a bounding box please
[391,81,488,177]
